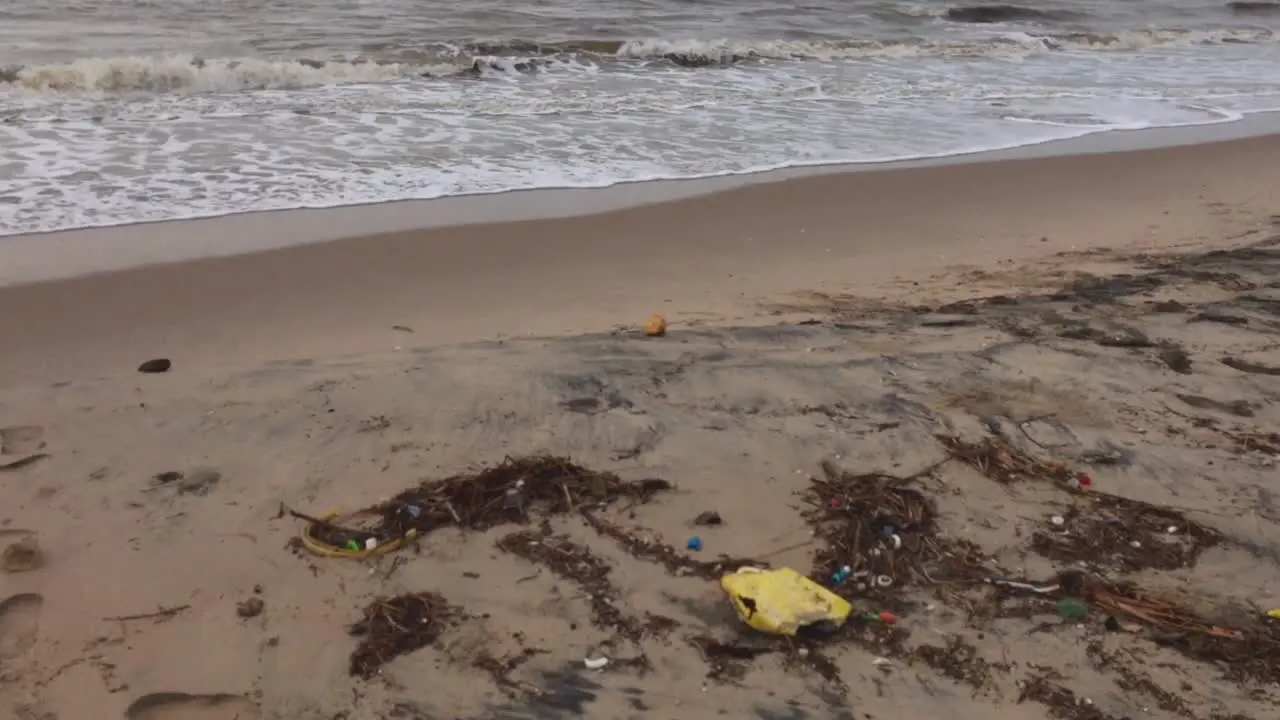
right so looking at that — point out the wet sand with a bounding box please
[1,138,1279,720]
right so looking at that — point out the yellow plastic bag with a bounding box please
[720,567,853,636]
[1267,608,1280,619]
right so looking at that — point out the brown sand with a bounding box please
[1,137,1279,720]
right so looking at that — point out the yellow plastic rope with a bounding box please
[299,510,418,559]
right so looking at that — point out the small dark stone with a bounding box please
[693,511,723,526]
[153,471,183,485]
[1148,300,1188,314]
[1158,346,1193,374]
[237,597,264,619]
[137,358,172,374]
[1095,326,1154,348]
[176,466,222,496]
[1222,356,1280,376]
[1191,310,1248,326]
[1104,615,1121,632]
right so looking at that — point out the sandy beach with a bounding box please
[2,137,1279,720]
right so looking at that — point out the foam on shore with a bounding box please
[2,114,1280,288]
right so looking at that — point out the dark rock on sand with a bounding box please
[1191,309,1249,325]
[237,596,264,619]
[137,358,171,374]
[1221,356,1280,376]
[693,511,723,526]
[1176,393,1256,418]
[1158,345,1193,374]
[1094,326,1154,348]
[176,466,222,496]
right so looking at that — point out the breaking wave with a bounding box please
[1,27,1274,95]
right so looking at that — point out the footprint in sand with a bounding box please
[125,692,259,720]
[0,425,45,456]
[0,593,42,662]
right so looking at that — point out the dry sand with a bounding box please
[1,137,1279,720]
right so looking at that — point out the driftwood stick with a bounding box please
[103,604,191,622]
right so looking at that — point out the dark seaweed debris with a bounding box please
[1031,492,1224,572]
[939,434,1079,487]
[303,454,673,548]
[802,460,989,605]
[582,512,760,579]
[348,592,461,678]
[496,522,676,649]
[1082,580,1280,685]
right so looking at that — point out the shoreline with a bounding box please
[2,112,1279,287]
[0,130,1277,387]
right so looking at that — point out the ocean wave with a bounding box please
[1,28,1273,95]
[942,5,1085,24]
[1227,1,1280,13]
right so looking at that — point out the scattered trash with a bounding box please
[349,592,462,678]
[803,460,986,601]
[693,510,723,526]
[1104,615,1121,632]
[986,577,1059,594]
[289,455,673,560]
[1,535,41,573]
[643,314,667,337]
[1055,598,1089,620]
[872,657,893,666]
[1031,491,1221,572]
[1267,609,1280,620]
[721,566,853,636]
[583,656,609,670]
[939,434,1077,487]
[1077,472,1094,487]
[1050,515,1065,527]
[498,524,678,646]
[887,534,903,549]
[829,565,852,586]
[295,509,419,559]
[236,596,265,619]
[687,536,703,551]
[137,358,172,374]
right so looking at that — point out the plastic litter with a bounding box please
[583,656,609,670]
[1267,608,1280,619]
[720,566,853,636]
[1055,597,1089,620]
[687,536,703,551]
[830,565,852,586]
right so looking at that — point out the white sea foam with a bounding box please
[1,27,1279,236]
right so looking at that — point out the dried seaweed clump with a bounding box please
[939,434,1078,487]
[802,460,987,602]
[582,513,761,580]
[1031,492,1223,572]
[307,454,672,548]
[496,523,676,647]
[1082,579,1280,685]
[348,592,462,678]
